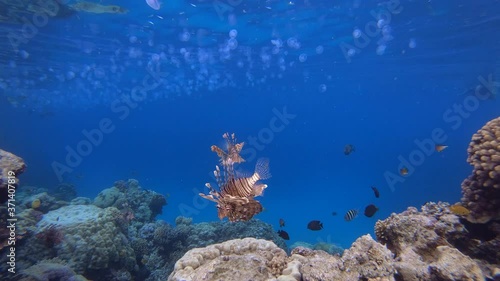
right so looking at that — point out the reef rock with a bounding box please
[93,179,167,222]
[20,261,89,281]
[167,238,287,281]
[22,192,69,213]
[375,201,499,280]
[168,235,395,281]
[32,205,136,274]
[168,202,499,281]
[0,149,26,194]
[288,234,395,281]
[143,218,288,279]
[429,246,483,281]
[290,241,344,256]
[0,149,27,251]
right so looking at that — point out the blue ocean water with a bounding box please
[0,0,499,249]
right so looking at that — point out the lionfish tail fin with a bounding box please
[254,158,271,180]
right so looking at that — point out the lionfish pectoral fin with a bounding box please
[253,184,268,196]
[205,183,220,197]
[199,193,218,203]
[205,182,214,191]
[254,158,271,180]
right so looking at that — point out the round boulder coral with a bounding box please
[461,116,500,223]
[167,238,287,281]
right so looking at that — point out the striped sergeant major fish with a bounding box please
[344,209,359,221]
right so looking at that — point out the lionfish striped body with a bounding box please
[199,133,271,222]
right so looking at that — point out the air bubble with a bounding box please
[376,45,386,55]
[315,45,324,54]
[66,71,75,80]
[19,50,30,59]
[352,29,362,39]
[409,38,417,49]
[318,84,327,93]
[179,31,191,42]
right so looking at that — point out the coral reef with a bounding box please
[167,201,499,281]
[3,119,499,281]
[51,183,78,202]
[167,235,395,281]
[0,179,170,280]
[375,201,499,280]
[461,116,500,223]
[142,218,287,280]
[22,192,69,214]
[3,205,137,279]
[290,241,344,256]
[167,238,287,281]
[36,225,64,248]
[0,149,27,255]
[93,179,167,223]
[20,260,89,281]
[0,149,26,203]
[289,235,395,281]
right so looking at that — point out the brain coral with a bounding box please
[461,116,500,223]
[167,238,287,281]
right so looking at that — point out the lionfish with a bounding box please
[199,133,271,222]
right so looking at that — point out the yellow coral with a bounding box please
[31,198,41,209]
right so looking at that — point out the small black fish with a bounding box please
[371,186,380,198]
[307,220,323,231]
[331,211,337,216]
[344,209,358,221]
[344,144,355,155]
[364,204,379,218]
[277,230,290,240]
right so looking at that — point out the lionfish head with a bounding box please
[216,204,228,220]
